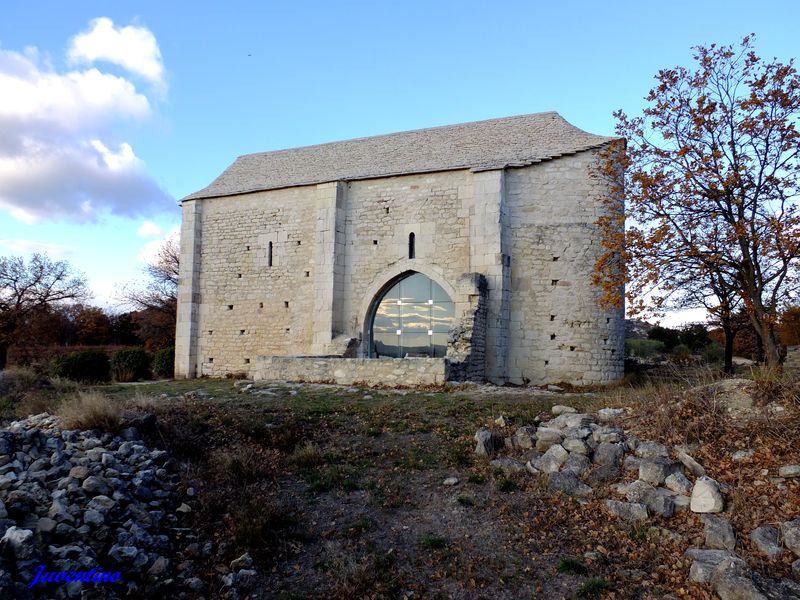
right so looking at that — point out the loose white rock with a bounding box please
[691,476,724,513]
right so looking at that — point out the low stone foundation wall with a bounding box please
[254,356,447,386]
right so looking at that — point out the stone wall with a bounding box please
[254,356,447,386]
[176,147,625,385]
[504,149,625,384]
[187,186,320,377]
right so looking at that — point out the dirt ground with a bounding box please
[11,375,800,599]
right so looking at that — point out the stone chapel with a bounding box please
[175,112,625,385]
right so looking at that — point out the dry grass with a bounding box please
[289,442,324,468]
[57,391,122,431]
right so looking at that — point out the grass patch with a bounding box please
[209,445,270,485]
[57,391,121,431]
[496,477,520,492]
[576,578,612,598]
[467,473,486,484]
[419,533,448,550]
[556,556,588,575]
[342,517,375,538]
[290,442,324,468]
[456,494,476,507]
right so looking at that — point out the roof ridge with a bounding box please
[233,111,563,161]
[183,113,618,202]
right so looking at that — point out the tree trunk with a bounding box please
[722,324,735,375]
[757,321,781,366]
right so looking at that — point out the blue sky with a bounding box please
[1,1,799,322]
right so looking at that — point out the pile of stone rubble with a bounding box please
[0,413,257,599]
[474,404,800,599]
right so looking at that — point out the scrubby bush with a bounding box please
[625,339,665,359]
[647,326,681,351]
[111,347,150,382]
[669,344,693,365]
[702,342,724,364]
[58,391,121,430]
[153,346,174,379]
[680,323,711,351]
[51,349,111,383]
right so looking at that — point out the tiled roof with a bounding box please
[183,112,616,201]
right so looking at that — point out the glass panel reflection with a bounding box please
[373,332,401,358]
[432,333,448,357]
[370,272,455,358]
[401,332,430,357]
[401,304,430,330]
[399,273,430,303]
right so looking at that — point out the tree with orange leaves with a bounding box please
[594,36,800,367]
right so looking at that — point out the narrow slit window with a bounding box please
[259,302,264,308]
[268,241,273,267]
[550,315,555,321]
[408,232,415,259]
[550,334,556,340]
[305,271,310,277]
[284,301,289,308]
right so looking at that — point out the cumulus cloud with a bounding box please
[138,225,179,265]
[0,239,77,258]
[137,221,163,237]
[0,19,173,224]
[68,17,165,90]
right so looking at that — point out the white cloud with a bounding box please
[0,20,173,224]
[137,221,163,237]
[0,238,77,258]
[138,225,179,264]
[68,17,165,90]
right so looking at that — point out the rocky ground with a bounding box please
[0,372,798,599]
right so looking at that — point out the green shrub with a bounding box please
[702,342,724,364]
[647,325,681,351]
[153,346,174,379]
[51,350,111,383]
[624,339,665,359]
[111,347,150,382]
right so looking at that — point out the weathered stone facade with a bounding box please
[176,112,625,385]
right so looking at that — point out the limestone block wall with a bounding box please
[176,146,625,385]
[504,149,625,384]
[340,170,473,341]
[190,186,319,377]
[255,356,447,386]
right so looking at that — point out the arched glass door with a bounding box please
[370,272,454,358]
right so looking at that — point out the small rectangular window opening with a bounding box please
[285,328,290,333]
[244,358,250,364]
[553,256,559,262]
[284,301,289,308]
[208,357,214,363]
[550,334,556,340]
[296,240,301,246]
[259,302,264,308]
[385,207,390,214]
[550,315,555,321]
[246,245,250,251]
[551,280,559,286]
[570,346,576,351]
[305,271,310,277]
[544,360,549,366]
[373,240,378,245]
[227,305,234,310]
[239,329,245,335]
[237,273,242,278]
[208,330,213,335]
